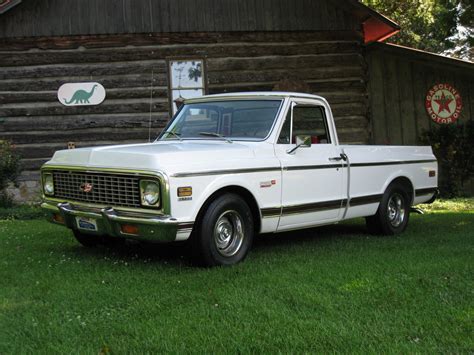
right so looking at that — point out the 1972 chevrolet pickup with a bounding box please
[41,92,438,266]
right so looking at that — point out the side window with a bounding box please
[293,105,330,144]
[277,109,292,144]
[277,104,331,144]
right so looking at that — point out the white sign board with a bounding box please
[58,82,106,106]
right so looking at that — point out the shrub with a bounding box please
[0,140,21,207]
[419,121,474,197]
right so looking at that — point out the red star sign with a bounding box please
[434,92,453,114]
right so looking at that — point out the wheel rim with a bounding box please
[213,210,244,257]
[387,193,406,228]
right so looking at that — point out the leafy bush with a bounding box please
[420,121,474,197]
[0,140,21,207]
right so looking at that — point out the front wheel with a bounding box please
[366,182,410,235]
[192,193,254,266]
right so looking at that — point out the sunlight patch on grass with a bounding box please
[0,300,33,311]
[339,278,372,292]
[418,198,474,212]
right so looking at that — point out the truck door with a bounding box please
[274,99,346,231]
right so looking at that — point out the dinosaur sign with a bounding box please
[58,82,106,106]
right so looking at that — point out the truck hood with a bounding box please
[46,141,258,174]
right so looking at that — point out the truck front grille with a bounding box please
[52,170,142,208]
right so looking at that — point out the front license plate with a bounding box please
[76,217,98,231]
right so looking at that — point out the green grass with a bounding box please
[0,200,472,353]
[0,205,47,220]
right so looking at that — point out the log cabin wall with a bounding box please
[0,30,369,201]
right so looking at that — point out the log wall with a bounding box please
[0,31,369,201]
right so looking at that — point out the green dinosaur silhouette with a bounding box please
[64,84,98,104]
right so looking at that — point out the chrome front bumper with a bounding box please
[41,201,181,242]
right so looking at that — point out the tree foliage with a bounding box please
[361,0,473,61]
[446,0,474,61]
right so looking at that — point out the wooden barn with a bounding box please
[0,0,473,201]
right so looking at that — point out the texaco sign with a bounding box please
[425,83,463,124]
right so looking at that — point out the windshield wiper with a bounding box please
[199,132,233,143]
[160,131,182,141]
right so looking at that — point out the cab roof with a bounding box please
[185,91,327,103]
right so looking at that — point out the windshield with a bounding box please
[158,99,283,141]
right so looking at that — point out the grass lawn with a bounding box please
[0,200,472,353]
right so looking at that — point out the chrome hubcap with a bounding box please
[387,193,405,227]
[214,210,244,257]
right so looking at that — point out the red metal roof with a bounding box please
[344,0,400,43]
[363,16,400,43]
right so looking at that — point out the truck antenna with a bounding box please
[148,69,154,142]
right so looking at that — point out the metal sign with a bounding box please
[58,82,106,106]
[425,83,462,124]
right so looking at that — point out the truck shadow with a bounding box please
[254,221,369,249]
[68,239,190,267]
[67,220,369,267]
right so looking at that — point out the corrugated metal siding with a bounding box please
[0,0,360,38]
[366,43,474,145]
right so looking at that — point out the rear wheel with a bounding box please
[192,193,254,266]
[366,182,411,235]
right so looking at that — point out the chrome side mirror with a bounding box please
[286,135,311,154]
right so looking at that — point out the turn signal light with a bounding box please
[429,170,436,177]
[178,186,192,197]
[121,224,139,235]
[53,213,64,224]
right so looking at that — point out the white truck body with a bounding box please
[41,92,438,264]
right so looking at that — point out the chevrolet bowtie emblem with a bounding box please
[80,183,93,193]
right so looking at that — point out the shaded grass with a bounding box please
[0,203,472,353]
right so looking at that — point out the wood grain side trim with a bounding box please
[261,193,385,218]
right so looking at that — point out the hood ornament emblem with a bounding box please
[80,183,93,193]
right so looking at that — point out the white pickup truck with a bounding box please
[41,92,438,266]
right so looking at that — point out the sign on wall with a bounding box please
[58,82,106,106]
[425,83,463,124]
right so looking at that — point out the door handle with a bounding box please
[328,153,347,162]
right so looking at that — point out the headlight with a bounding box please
[140,180,160,207]
[43,173,54,196]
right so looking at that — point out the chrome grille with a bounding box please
[52,170,143,208]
